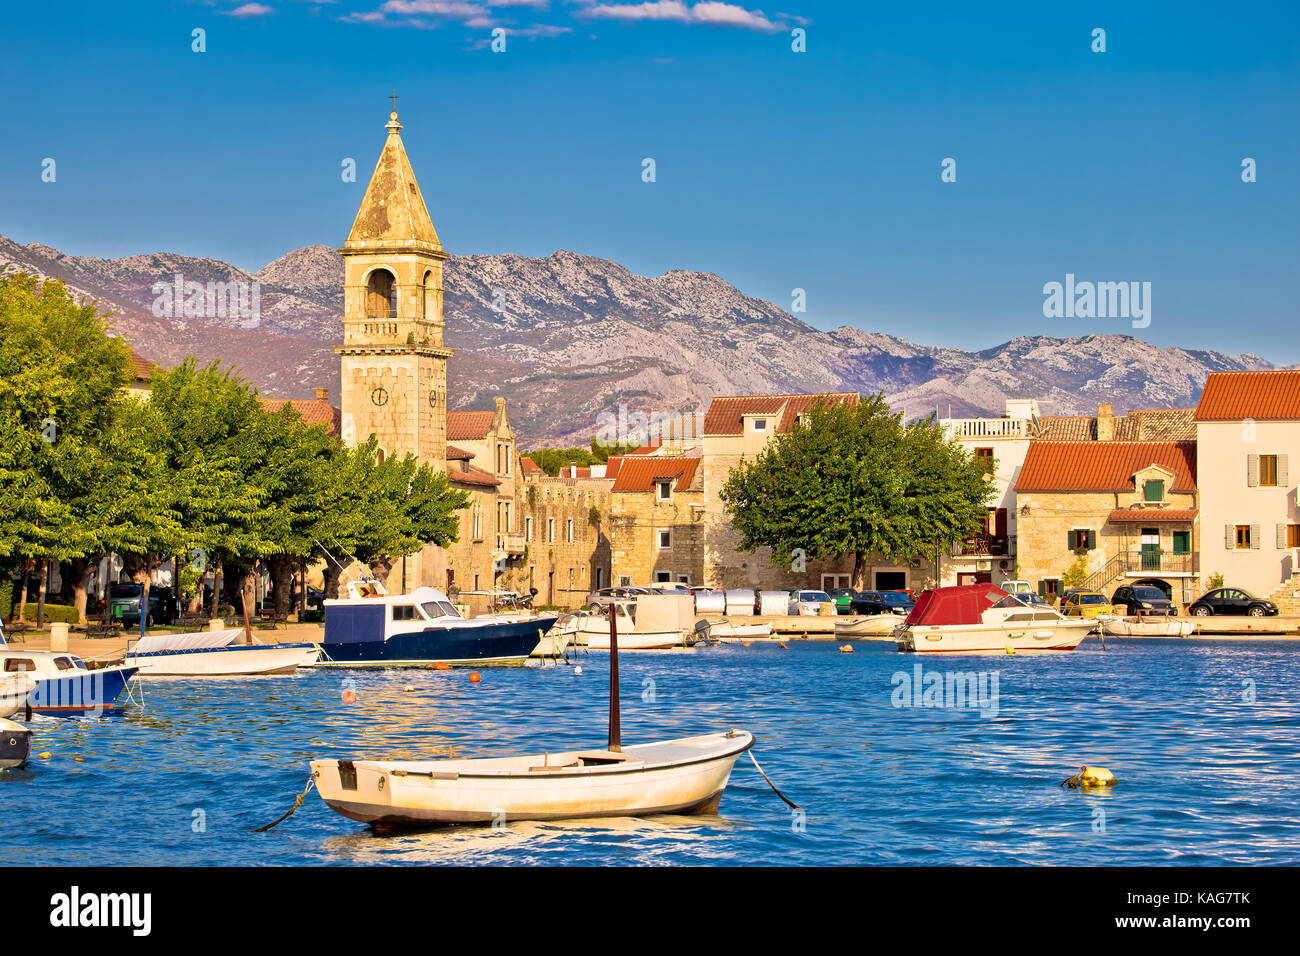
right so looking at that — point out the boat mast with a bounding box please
[607,605,621,752]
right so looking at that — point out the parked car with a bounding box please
[789,590,834,615]
[107,583,165,627]
[827,588,855,615]
[584,586,647,608]
[1187,588,1278,617]
[1059,590,1115,618]
[1111,585,1177,617]
[850,590,916,616]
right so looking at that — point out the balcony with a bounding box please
[1119,550,1198,577]
[942,417,1029,439]
[955,533,1011,557]
[498,533,526,556]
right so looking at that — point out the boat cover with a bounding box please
[904,585,1010,626]
[130,629,249,654]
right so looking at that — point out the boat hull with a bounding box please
[1101,617,1195,638]
[319,616,557,666]
[0,718,31,770]
[311,730,754,828]
[834,616,904,639]
[897,621,1093,653]
[0,676,34,719]
[30,666,137,716]
[126,643,320,676]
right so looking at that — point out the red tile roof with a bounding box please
[1015,441,1196,493]
[447,462,500,487]
[447,410,495,440]
[128,347,153,382]
[1194,370,1300,421]
[445,444,474,461]
[611,456,701,493]
[1034,409,1196,441]
[259,397,342,437]
[604,456,624,481]
[625,441,661,456]
[520,456,542,476]
[1107,508,1199,523]
[702,393,859,435]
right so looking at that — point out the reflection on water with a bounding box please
[2,639,1299,865]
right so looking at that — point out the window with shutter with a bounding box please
[1143,480,1164,502]
[1225,524,1235,549]
[1087,529,1097,551]
[1173,530,1190,555]
[1279,454,1290,488]
[1279,524,1289,549]
[1235,525,1251,549]
[1260,455,1278,487]
[1250,524,1261,549]
[1247,454,1258,487]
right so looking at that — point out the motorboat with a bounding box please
[319,581,558,666]
[0,673,35,718]
[561,601,687,650]
[311,730,754,829]
[0,717,32,770]
[309,598,753,830]
[0,650,137,716]
[1101,616,1196,638]
[124,628,320,676]
[834,616,902,639]
[706,619,774,642]
[896,585,1094,653]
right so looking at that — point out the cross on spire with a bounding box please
[389,90,399,113]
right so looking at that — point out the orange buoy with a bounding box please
[839,644,854,653]
[778,642,789,649]
[341,689,357,704]
[469,671,481,683]
[742,641,751,647]
[434,662,452,670]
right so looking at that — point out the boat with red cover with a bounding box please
[895,585,1094,653]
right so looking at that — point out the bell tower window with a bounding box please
[366,269,397,320]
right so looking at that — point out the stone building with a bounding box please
[520,472,613,607]
[607,453,706,587]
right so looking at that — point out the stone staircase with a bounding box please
[1264,573,1300,615]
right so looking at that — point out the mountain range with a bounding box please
[0,234,1277,446]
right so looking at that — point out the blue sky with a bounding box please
[2,1,1297,360]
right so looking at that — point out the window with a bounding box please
[547,518,555,542]
[657,481,671,501]
[753,419,767,431]
[1236,525,1251,549]
[1143,480,1164,502]
[1069,528,1096,551]
[565,519,574,542]
[1172,530,1190,555]
[618,575,632,587]
[392,605,417,621]
[524,517,533,541]
[655,570,671,583]
[1037,578,1062,599]
[657,529,671,550]
[1260,455,1278,487]
[677,574,692,584]
[975,447,994,474]
[1287,525,1300,548]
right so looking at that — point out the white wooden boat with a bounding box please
[706,619,773,642]
[0,716,32,770]
[896,585,1094,653]
[0,674,35,718]
[834,616,902,639]
[1101,616,1195,638]
[311,730,754,829]
[561,604,685,650]
[124,629,320,676]
[0,650,137,716]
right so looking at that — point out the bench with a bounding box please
[84,620,123,639]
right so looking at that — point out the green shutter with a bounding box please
[1066,531,1075,552]
[1037,580,1047,597]
[1087,529,1097,551]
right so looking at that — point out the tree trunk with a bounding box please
[70,556,94,626]
[851,551,868,591]
[36,558,48,628]
[241,568,257,642]
[269,556,294,620]
[369,557,396,590]
[211,561,224,618]
[323,562,341,601]
[298,563,307,619]
[131,558,152,632]
[16,558,31,623]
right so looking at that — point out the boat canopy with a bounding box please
[904,585,1010,626]
[131,629,248,654]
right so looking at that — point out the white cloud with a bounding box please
[576,1,785,32]
[227,2,275,16]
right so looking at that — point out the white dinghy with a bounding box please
[125,628,320,676]
[1101,616,1195,638]
[0,674,35,719]
[834,615,903,639]
[707,619,774,642]
[310,595,753,830]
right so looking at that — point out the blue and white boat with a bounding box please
[319,582,557,667]
[0,650,137,717]
[124,628,320,676]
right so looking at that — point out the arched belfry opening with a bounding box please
[366,268,397,319]
[421,270,433,321]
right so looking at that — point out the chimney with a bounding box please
[316,387,329,402]
[1096,403,1114,441]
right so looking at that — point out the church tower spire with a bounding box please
[336,102,453,470]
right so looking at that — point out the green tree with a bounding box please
[719,394,992,588]
[1062,550,1090,590]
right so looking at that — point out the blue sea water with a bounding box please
[2,639,1298,866]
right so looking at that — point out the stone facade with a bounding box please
[520,478,613,607]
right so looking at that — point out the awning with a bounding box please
[1107,508,1198,523]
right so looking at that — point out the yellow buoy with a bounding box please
[839,644,854,653]
[1005,646,1016,655]
[73,756,86,763]
[1063,765,1118,789]
[37,752,52,759]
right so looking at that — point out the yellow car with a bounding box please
[1060,590,1114,618]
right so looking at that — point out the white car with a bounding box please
[789,590,833,615]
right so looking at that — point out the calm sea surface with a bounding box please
[3,639,1298,866]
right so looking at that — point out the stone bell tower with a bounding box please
[336,104,453,467]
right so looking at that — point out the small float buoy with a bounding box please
[37,752,51,759]
[403,684,415,692]
[73,756,86,762]
[1062,765,1118,789]
[469,671,481,683]
[434,662,452,671]
[341,690,357,704]
[839,644,854,653]
[574,665,583,675]
[778,642,789,649]
[1004,647,1016,655]
[742,641,751,647]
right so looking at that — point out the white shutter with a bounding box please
[1279,524,1289,549]
[1278,454,1290,488]
[1246,454,1258,487]
[1250,524,1261,549]
[1225,524,1235,549]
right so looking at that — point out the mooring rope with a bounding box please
[253,775,315,832]
[747,750,801,810]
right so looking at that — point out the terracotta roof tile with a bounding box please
[259,397,342,437]
[1107,508,1199,523]
[611,456,701,493]
[1033,409,1195,441]
[128,347,153,382]
[1194,370,1300,421]
[604,456,624,481]
[702,393,859,435]
[1015,441,1196,493]
[445,444,474,461]
[447,410,495,440]
[520,456,542,476]
[447,462,500,487]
